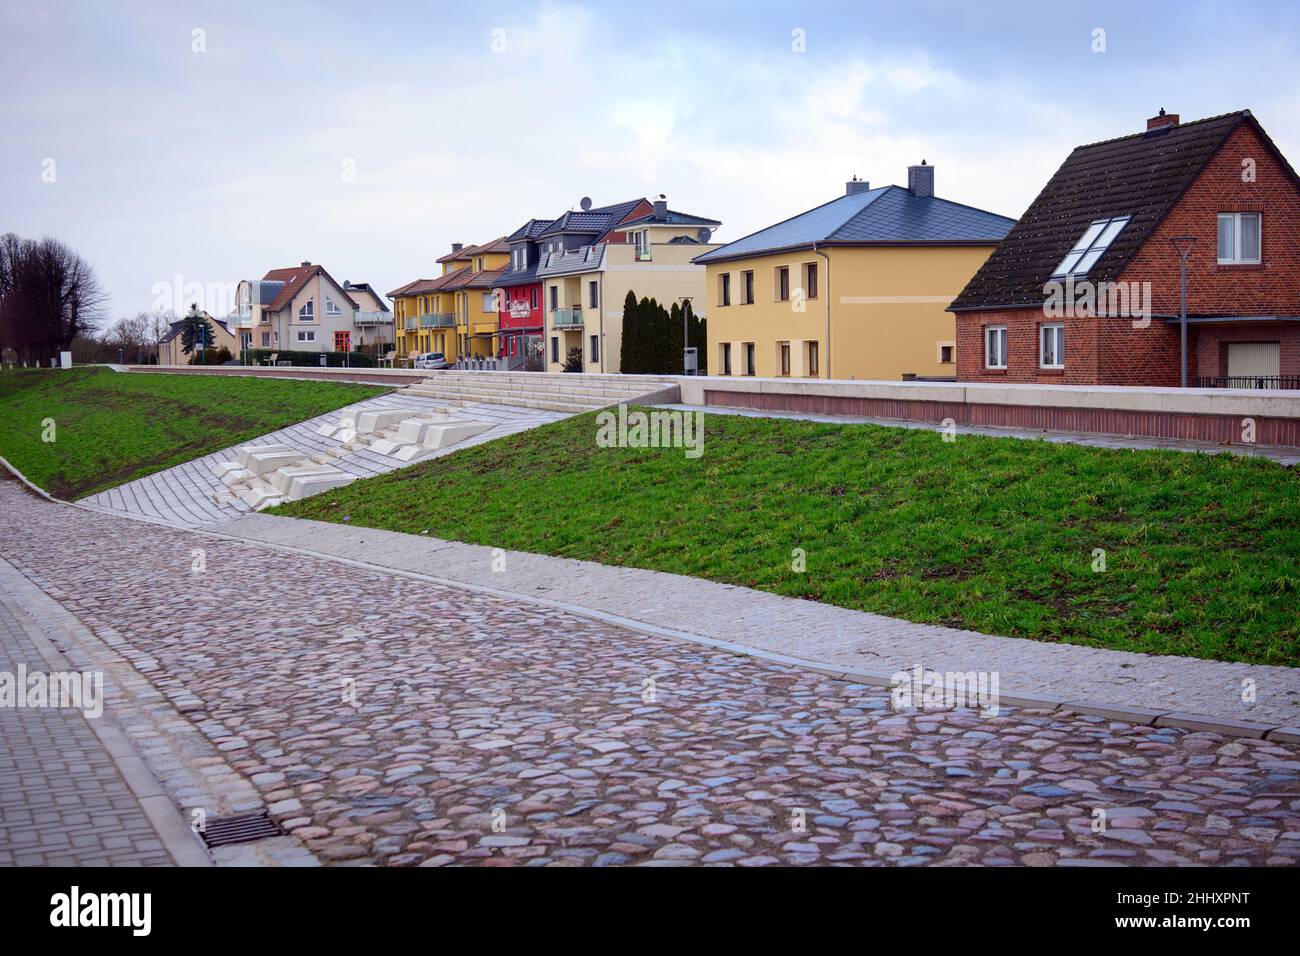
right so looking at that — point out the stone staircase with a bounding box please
[401,371,680,414]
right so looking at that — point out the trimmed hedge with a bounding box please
[243,348,377,368]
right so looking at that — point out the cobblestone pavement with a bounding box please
[660,404,1300,466]
[2,483,1298,867]
[0,584,176,865]
[224,514,1300,728]
[79,394,564,527]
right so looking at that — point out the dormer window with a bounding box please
[325,296,342,316]
[1052,216,1130,278]
[298,299,315,321]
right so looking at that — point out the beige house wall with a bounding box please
[705,244,996,380]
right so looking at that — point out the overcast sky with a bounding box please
[3,0,1298,319]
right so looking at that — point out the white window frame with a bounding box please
[296,330,316,343]
[325,296,342,317]
[1217,212,1261,264]
[1039,323,1064,369]
[1052,216,1130,278]
[298,298,315,322]
[482,292,494,312]
[985,325,1008,369]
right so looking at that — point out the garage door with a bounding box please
[1227,342,1280,386]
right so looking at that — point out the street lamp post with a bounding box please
[677,295,694,375]
[1169,237,1197,387]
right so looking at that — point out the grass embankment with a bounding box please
[274,409,1300,666]
[0,367,387,498]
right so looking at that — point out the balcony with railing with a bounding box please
[552,307,583,328]
[1194,375,1300,390]
[420,312,455,328]
[404,317,418,331]
[354,311,393,327]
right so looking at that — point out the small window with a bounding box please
[588,281,598,309]
[805,262,818,299]
[549,286,558,311]
[325,297,342,316]
[260,332,270,347]
[1052,216,1130,278]
[1218,212,1261,264]
[719,273,731,307]
[297,330,316,343]
[744,342,756,376]
[1040,323,1064,368]
[298,299,315,321]
[530,288,539,310]
[779,341,791,376]
[939,344,954,364]
[776,267,790,302]
[985,326,1008,369]
[481,292,493,312]
[806,341,819,377]
[742,271,754,304]
[550,336,559,363]
[590,334,599,362]
[721,342,732,375]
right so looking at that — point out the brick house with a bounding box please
[950,110,1300,388]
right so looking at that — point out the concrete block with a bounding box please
[368,437,407,457]
[218,467,254,489]
[235,443,297,468]
[283,470,357,501]
[393,443,431,462]
[419,421,491,449]
[395,416,452,444]
[269,464,341,495]
[356,408,426,434]
[236,480,283,509]
[241,448,307,476]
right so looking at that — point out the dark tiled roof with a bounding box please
[261,264,359,312]
[459,267,506,290]
[693,186,1014,264]
[619,208,721,228]
[493,261,540,288]
[538,198,648,238]
[507,218,554,241]
[950,111,1295,311]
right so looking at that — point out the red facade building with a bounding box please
[950,110,1300,388]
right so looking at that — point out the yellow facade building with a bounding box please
[389,238,509,363]
[695,166,1015,380]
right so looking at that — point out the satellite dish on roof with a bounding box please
[697,227,712,243]
[579,197,593,211]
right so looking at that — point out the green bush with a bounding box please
[188,346,233,366]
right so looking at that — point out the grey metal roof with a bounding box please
[537,243,606,278]
[538,198,646,238]
[693,186,1014,264]
[252,280,284,307]
[507,218,554,242]
[494,261,541,288]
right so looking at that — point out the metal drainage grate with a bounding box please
[199,810,286,848]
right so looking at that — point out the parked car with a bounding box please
[415,352,450,370]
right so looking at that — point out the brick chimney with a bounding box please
[846,176,871,195]
[451,243,463,253]
[653,196,668,218]
[1147,108,1180,132]
[908,161,934,198]
[300,260,311,266]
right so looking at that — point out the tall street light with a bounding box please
[1169,237,1197,387]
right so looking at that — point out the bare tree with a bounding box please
[144,307,175,364]
[0,233,108,364]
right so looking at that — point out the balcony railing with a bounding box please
[1194,375,1300,390]
[404,317,418,331]
[354,311,392,326]
[420,312,455,328]
[552,308,583,328]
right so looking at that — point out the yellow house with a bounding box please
[159,311,238,365]
[695,165,1015,380]
[389,238,509,364]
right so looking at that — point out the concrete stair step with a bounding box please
[401,387,603,414]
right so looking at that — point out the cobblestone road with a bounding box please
[2,482,1298,866]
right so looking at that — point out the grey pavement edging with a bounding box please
[0,556,212,866]
[3,453,1297,745]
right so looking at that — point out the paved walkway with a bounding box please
[661,404,1300,466]
[0,559,204,866]
[1,481,1297,866]
[220,514,1300,730]
[79,394,564,527]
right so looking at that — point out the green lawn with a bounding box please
[0,367,387,499]
[275,409,1300,666]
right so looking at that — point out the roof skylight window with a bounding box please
[1052,216,1130,278]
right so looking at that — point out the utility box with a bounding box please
[60,351,72,369]
[320,354,327,367]
[683,347,698,375]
